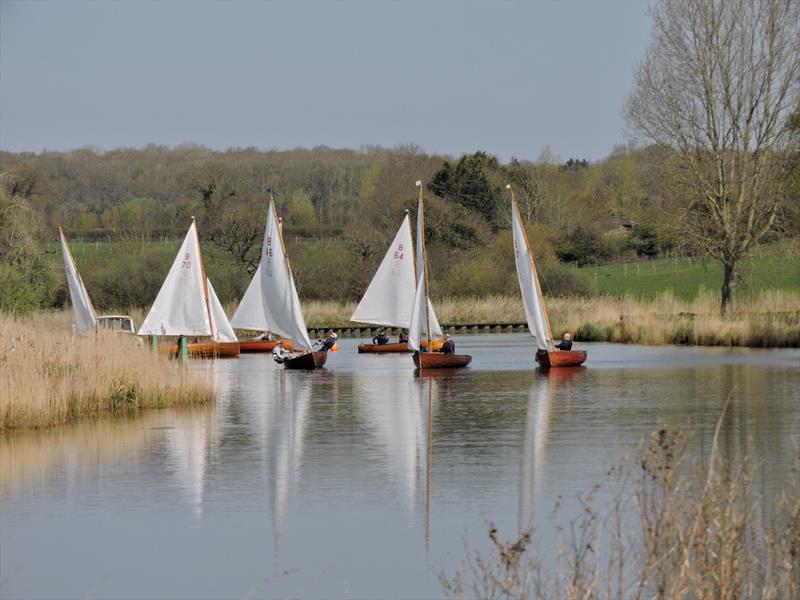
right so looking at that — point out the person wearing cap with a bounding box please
[373,328,389,345]
[272,340,292,363]
[319,331,338,351]
[441,334,455,354]
[555,332,573,351]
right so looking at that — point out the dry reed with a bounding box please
[441,424,800,600]
[0,311,214,432]
[295,291,799,347]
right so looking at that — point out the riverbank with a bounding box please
[0,313,214,432]
[301,290,799,348]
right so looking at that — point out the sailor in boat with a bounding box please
[398,329,409,344]
[373,328,389,345]
[555,332,573,351]
[272,340,293,364]
[441,334,455,354]
[258,331,273,341]
[317,331,338,351]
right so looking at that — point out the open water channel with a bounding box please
[1,334,798,599]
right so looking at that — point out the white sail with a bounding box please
[250,201,313,352]
[207,279,237,343]
[58,228,97,335]
[408,189,444,351]
[137,222,212,337]
[512,199,552,351]
[350,215,417,327]
[230,239,271,332]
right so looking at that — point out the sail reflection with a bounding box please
[353,369,424,517]
[518,378,551,533]
[166,406,213,518]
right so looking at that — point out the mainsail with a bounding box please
[207,279,237,343]
[350,215,417,327]
[235,200,313,352]
[58,228,97,335]
[138,222,212,337]
[511,198,553,351]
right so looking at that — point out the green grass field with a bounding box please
[578,241,799,301]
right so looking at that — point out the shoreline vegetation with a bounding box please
[301,290,799,348]
[0,313,214,433]
[441,425,800,600]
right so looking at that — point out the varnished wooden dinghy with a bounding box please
[413,351,472,369]
[535,350,587,368]
[357,338,443,354]
[284,350,328,370]
[239,338,293,353]
[160,341,241,359]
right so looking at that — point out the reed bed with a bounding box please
[0,312,214,432]
[442,424,800,600]
[298,291,799,347]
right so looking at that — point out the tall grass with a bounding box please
[441,424,800,600]
[0,312,214,432]
[294,291,799,347]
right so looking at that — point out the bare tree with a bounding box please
[625,0,800,314]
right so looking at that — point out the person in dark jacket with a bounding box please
[555,332,573,351]
[373,328,389,345]
[320,331,338,351]
[398,329,409,344]
[441,334,455,354]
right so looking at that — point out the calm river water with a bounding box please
[1,335,798,599]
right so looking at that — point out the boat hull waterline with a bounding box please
[284,351,328,370]
[413,351,472,369]
[535,350,587,368]
[238,339,294,353]
[357,338,443,354]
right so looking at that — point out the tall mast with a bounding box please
[509,188,554,350]
[417,181,432,349]
[193,216,215,339]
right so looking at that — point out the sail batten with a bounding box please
[138,222,212,337]
[512,199,553,351]
[59,228,97,335]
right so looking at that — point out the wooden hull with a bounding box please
[159,341,241,359]
[284,350,328,370]
[413,351,472,369]
[358,342,411,354]
[536,350,587,368]
[357,339,443,354]
[239,339,293,353]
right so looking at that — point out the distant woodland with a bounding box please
[1,141,798,313]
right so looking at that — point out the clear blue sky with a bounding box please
[0,0,652,162]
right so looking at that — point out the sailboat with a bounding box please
[350,212,444,353]
[409,182,472,369]
[59,228,136,334]
[137,219,240,358]
[510,188,587,368]
[59,227,98,335]
[230,194,294,354]
[236,198,326,369]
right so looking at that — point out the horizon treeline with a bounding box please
[1,144,797,313]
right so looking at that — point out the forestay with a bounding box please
[244,201,313,352]
[59,228,97,335]
[138,222,212,337]
[350,215,417,327]
[512,199,552,351]
[207,279,237,343]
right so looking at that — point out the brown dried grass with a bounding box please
[0,311,214,432]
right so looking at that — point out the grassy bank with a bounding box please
[577,240,800,301]
[0,312,214,432]
[300,291,800,347]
